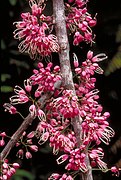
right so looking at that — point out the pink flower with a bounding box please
[56,154,69,164]
[3,103,17,114]
[10,86,29,105]
[37,109,46,121]
[13,2,59,59]
[29,104,37,117]
[66,2,96,45]
[38,131,49,145]
[53,90,79,118]
[24,79,32,92]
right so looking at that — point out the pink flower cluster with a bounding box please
[57,148,87,172]
[73,51,114,146]
[16,131,38,159]
[13,0,59,59]
[4,62,61,120]
[0,159,19,180]
[52,90,79,118]
[66,0,97,45]
[36,120,76,154]
[30,62,61,96]
[3,51,115,179]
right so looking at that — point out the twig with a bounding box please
[0,88,58,160]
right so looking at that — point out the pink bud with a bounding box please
[89,19,97,27]
[49,173,60,179]
[54,66,60,72]
[10,167,16,175]
[0,139,5,146]
[47,62,53,68]
[103,112,110,118]
[2,175,7,180]
[27,131,35,139]
[0,132,6,137]
[17,149,24,158]
[27,139,33,144]
[91,160,96,167]
[82,71,86,76]
[10,106,17,114]
[12,163,20,169]
[29,145,38,152]
[25,151,32,159]
[3,163,8,169]
[111,166,118,173]
[73,53,79,68]
[87,50,93,59]
[35,90,41,98]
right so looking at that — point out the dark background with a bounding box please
[1,0,121,179]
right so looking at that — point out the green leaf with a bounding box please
[105,46,121,76]
[9,0,17,6]
[1,74,11,82]
[11,176,23,180]
[116,25,121,43]
[12,169,35,180]
[10,59,30,70]
[1,86,13,93]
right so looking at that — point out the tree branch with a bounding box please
[0,91,54,160]
[52,0,93,179]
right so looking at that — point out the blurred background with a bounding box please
[1,0,121,179]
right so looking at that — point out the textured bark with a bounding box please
[52,0,93,179]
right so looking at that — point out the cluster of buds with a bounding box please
[13,0,59,59]
[65,0,96,45]
[4,62,62,121]
[16,131,38,159]
[30,62,61,96]
[35,120,76,154]
[52,90,79,118]
[0,159,20,180]
[57,148,87,172]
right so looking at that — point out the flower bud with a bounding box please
[29,145,38,152]
[12,163,20,169]
[87,50,93,59]
[26,151,32,159]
